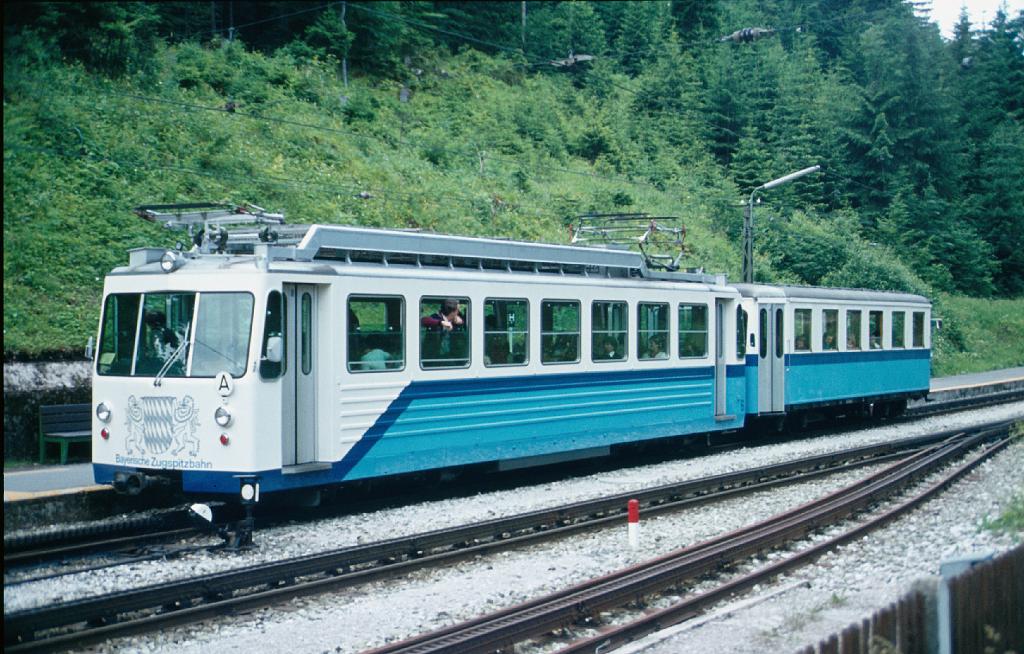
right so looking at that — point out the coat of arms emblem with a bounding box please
[125,395,200,456]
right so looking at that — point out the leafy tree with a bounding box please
[17,2,161,77]
[290,5,354,65]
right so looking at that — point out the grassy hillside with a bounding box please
[932,295,1024,376]
[2,42,741,355]
[3,39,1020,375]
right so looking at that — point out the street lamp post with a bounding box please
[743,165,820,284]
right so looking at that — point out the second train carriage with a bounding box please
[735,284,931,419]
[91,209,931,499]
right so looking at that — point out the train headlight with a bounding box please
[96,402,112,423]
[214,406,232,427]
[160,250,185,273]
[239,478,260,504]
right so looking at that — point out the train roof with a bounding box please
[732,283,930,305]
[124,222,729,286]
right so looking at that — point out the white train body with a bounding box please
[91,224,929,497]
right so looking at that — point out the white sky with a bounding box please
[918,0,1024,38]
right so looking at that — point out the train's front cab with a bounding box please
[90,246,283,497]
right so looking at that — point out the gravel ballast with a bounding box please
[5,403,1021,653]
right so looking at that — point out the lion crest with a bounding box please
[124,395,200,457]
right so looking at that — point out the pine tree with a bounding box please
[967,122,1024,294]
[615,2,668,78]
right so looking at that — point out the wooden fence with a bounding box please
[948,543,1023,654]
[798,543,1022,654]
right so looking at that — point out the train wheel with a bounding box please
[889,399,907,417]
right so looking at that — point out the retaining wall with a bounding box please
[4,362,91,460]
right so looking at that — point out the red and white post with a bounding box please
[627,498,640,550]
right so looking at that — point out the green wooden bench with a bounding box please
[38,403,91,464]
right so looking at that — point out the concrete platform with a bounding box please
[3,463,100,501]
[930,367,1024,392]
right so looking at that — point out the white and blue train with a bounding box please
[91,206,931,500]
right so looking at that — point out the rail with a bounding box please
[5,420,1014,652]
[370,423,1013,654]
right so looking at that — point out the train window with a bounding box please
[846,310,862,350]
[484,298,528,367]
[348,296,404,373]
[736,307,747,358]
[775,308,784,358]
[97,294,141,376]
[300,293,313,375]
[869,311,883,349]
[892,311,906,348]
[794,309,812,352]
[136,293,196,377]
[678,304,708,358]
[913,312,925,347]
[260,290,286,379]
[822,309,838,351]
[191,293,254,377]
[592,301,628,362]
[639,302,670,360]
[759,308,768,359]
[541,300,580,364]
[420,297,470,369]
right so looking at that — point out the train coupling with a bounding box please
[112,471,159,495]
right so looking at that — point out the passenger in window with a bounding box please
[847,334,858,349]
[145,311,182,360]
[552,335,577,361]
[645,337,667,359]
[823,333,836,350]
[421,298,464,332]
[795,336,808,351]
[870,336,882,349]
[485,339,507,366]
[359,336,391,370]
[422,298,468,366]
[600,338,619,359]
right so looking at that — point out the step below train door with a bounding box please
[757,303,786,414]
[282,283,318,466]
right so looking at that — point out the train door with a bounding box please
[714,299,727,416]
[757,303,786,414]
[282,283,318,466]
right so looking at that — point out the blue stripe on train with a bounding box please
[744,349,929,415]
[785,349,929,407]
[338,366,747,482]
[785,348,930,366]
[114,365,748,494]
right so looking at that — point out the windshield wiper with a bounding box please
[154,322,190,387]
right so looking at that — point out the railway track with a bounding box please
[369,421,1014,654]
[6,388,1021,573]
[5,418,1016,652]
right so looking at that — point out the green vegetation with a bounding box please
[932,296,1024,376]
[3,2,1023,377]
[981,492,1024,541]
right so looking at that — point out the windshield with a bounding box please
[97,292,254,378]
